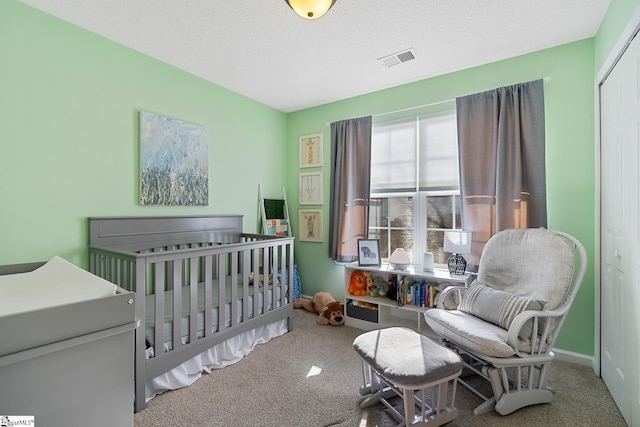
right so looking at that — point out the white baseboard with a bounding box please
[553,348,595,369]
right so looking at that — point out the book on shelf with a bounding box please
[395,277,441,308]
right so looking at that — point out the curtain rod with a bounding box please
[326,77,551,126]
[372,98,455,119]
[325,99,453,126]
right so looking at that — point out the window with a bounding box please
[369,110,460,266]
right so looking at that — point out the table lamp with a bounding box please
[443,230,472,275]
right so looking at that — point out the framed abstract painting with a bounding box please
[139,111,209,206]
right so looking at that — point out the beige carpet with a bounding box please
[134,309,626,427]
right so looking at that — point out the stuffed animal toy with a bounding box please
[248,272,273,287]
[368,275,389,297]
[349,271,373,296]
[293,291,345,326]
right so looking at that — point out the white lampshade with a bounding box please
[443,231,472,255]
[286,0,336,19]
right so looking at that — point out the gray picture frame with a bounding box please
[358,239,381,266]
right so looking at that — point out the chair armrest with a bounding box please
[436,285,467,309]
[507,306,566,356]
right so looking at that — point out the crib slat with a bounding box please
[154,263,165,359]
[262,245,269,313]
[271,244,280,310]
[109,256,115,283]
[287,242,292,305]
[203,255,213,336]
[189,257,198,344]
[252,248,260,320]
[172,260,183,351]
[230,251,238,327]
[242,250,250,322]
[217,254,226,332]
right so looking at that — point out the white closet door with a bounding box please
[600,30,640,426]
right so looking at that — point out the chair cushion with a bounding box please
[425,309,535,358]
[458,282,545,340]
[478,228,574,311]
[352,327,462,386]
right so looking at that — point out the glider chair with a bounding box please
[424,228,586,416]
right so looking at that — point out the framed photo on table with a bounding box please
[299,133,323,168]
[358,239,381,267]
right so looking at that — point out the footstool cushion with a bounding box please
[353,327,462,387]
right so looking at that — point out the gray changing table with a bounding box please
[0,261,136,427]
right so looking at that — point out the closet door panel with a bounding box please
[600,30,640,426]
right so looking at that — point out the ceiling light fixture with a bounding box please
[285,0,336,20]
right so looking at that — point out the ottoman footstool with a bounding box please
[353,327,463,427]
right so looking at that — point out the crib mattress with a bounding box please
[145,279,287,346]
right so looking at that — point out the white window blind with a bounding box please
[371,112,458,193]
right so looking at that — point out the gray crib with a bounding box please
[88,215,294,412]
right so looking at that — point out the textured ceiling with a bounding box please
[20,0,611,112]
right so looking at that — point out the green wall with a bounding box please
[595,0,640,71]
[287,39,597,355]
[0,1,287,267]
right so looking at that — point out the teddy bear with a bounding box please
[293,291,345,326]
[348,270,373,296]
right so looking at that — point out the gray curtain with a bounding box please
[456,80,546,270]
[328,116,372,262]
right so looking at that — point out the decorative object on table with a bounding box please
[298,133,323,167]
[139,111,209,206]
[299,172,323,205]
[286,0,336,20]
[349,270,373,296]
[298,209,323,242]
[293,291,344,326]
[389,248,410,270]
[444,230,472,275]
[423,252,435,271]
[357,239,381,267]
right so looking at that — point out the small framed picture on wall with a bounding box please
[299,172,323,205]
[299,209,323,242]
[299,133,323,168]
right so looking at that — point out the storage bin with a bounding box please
[347,300,379,323]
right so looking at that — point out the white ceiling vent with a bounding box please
[378,48,417,68]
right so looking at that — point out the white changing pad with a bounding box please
[0,256,117,317]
